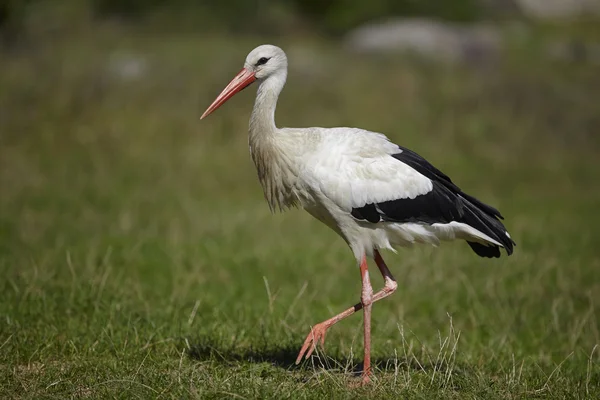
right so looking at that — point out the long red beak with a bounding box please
[200,68,257,119]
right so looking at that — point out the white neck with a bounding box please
[247,70,297,211]
[249,71,287,139]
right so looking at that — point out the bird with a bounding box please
[200,44,515,383]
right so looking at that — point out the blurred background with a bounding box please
[1,0,599,397]
[2,0,599,268]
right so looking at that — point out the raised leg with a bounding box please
[294,255,370,365]
[372,249,398,303]
[295,250,398,379]
[294,303,361,364]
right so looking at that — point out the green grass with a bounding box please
[1,24,600,399]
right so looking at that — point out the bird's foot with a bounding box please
[347,372,372,388]
[360,372,372,385]
[295,321,330,364]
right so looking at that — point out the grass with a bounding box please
[1,22,600,399]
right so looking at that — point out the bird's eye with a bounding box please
[256,57,270,66]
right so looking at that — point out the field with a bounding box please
[1,24,600,399]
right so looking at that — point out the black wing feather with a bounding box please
[351,147,515,258]
[394,146,504,219]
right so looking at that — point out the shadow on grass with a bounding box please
[188,340,305,369]
[186,337,451,376]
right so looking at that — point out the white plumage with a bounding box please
[201,44,514,383]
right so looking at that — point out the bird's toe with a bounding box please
[295,322,330,364]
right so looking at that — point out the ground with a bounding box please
[1,23,599,399]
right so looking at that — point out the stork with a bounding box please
[201,44,515,383]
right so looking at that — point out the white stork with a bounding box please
[201,44,515,383]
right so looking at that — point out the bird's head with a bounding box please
[245,44,287,81]
[201,44,287,119]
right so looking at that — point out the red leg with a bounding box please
[295,250,398,380]
[372,249,398,303]
[359,254,373,382]
[295,255,368,365]
[294,304,361,364]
